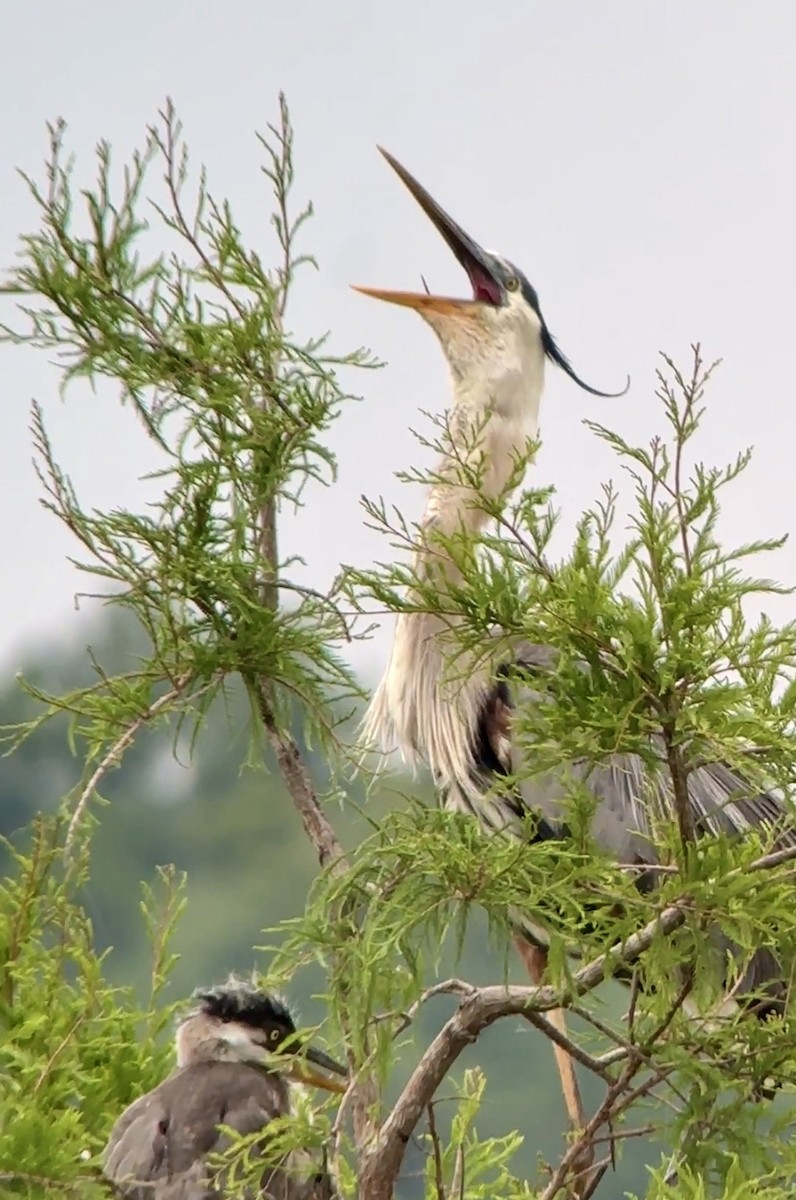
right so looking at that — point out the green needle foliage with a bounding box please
[0,824,183,1197]
[2,96,796,1200]
[1,97,376,803]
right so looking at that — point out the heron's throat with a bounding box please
[420,321,545,555]
[423,402,538,546]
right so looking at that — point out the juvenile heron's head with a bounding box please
[354,148,628,403]
[175,978,347,1095]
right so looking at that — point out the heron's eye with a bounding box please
[504,274,519,292]
[268,1029,281,1044]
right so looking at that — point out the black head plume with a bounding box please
[182,977,348,1091]
[541,325,630,398]
[190,978,295,1038]
[510,265,629,399]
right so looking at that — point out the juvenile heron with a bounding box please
[103,979,346,1200]
[356,149,795,1145]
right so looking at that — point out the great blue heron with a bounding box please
[103,979,346,1200]
[355,149,795,1147]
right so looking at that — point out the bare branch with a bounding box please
[363,897,690,1197]
[520,1010,614,1083]
[426,1102,446,1200]
[252,678,348,875]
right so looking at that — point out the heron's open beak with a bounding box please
[286,1043,348,1095]
[352,148,504,314]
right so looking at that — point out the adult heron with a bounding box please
[355,148,794,1150]
[103,979,346,1199]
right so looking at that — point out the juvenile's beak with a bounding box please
[352,148,505,313]
[286,1043,348,1095]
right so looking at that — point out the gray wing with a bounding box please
[514,751,795,860]
[494,644,794,1008]
[103,1086,186,1200]
[103,1064,231,1200]
[508,642,795,856]
[103,1062,315,1200]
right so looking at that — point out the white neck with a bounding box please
[362,321,544,789]
[175,1015,266,1067]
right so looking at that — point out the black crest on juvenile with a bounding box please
[191,979,296,1037]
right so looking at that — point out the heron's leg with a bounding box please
[514,938,586,1129]
[514,936,594,1190]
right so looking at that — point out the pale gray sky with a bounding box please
[2,1,795,678]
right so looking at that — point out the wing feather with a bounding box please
[448,643,794,1006]
[103,1061,302,1200]
[501,642,794,854]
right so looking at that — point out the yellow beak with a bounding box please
[283,1042,348,1094]
[351,285,479,315]
[286,1063,348,1095]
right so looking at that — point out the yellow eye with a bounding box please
[269,1029,281,1043]
[504,275,519,292]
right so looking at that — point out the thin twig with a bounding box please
[590,1123,656,1147]
[569,1006,689,1111]
[32,1016,84,1094]
[520,1010,614,1082]
[426,1102,446,1200]
[595,1046,631,1068]
[578,1159,611,1200]
[64,670,194,855]
[392,979,477,1037]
